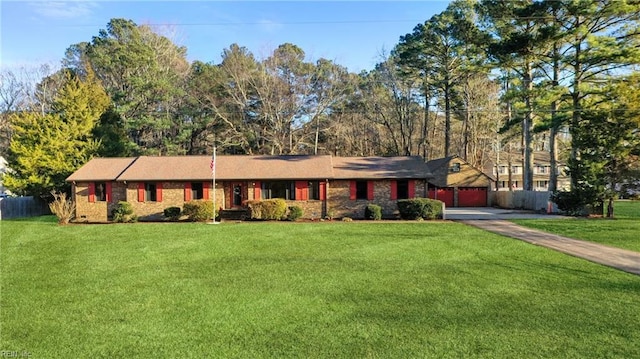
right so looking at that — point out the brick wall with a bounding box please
[328,180,427,219]
[284,200,324,220]
[126,181,225,220]
[73,182,124,222]
[74,179,429,222]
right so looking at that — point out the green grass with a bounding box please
[2,218,640,358]
[513,201,640,252]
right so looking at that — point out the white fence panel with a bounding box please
[490,191,557,212]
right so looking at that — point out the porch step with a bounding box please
[219,209,250,221]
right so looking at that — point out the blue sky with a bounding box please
[1,1,450,73]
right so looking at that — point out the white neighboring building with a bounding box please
[0,156,8,197]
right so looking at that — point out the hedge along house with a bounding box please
[330,156,433,218]
[67,155,433,222]
[425,156,495,207]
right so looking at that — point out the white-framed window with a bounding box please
[536,180,549,189]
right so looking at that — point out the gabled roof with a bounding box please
[67,155,433,182]
[426,156,495,186]
[66,157,137,182]
[331,156,432,179]
[425,156,456,171]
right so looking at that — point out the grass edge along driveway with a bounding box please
[2,218,639,358]
[512,200,640,252]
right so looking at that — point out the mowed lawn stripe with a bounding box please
[2,218,639,358]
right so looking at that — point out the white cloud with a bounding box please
[29,1,98,19]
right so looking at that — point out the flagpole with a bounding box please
[212,146,218,224]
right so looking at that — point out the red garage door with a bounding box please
[428,187,454,207]
[458,187,488,207]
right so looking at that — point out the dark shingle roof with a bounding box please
[331,156,432,179]
[425,156,456,171]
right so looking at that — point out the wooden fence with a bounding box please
[490,190,558,213]
[0,197,51,220]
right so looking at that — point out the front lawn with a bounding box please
[2,217,639,358]
[513,201,640,252]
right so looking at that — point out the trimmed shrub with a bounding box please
[364,204,382,220]
[287,205,304,221]
[112,201,137,223]
[163,206,182,221]
[247,199,287,220]
[397,198,443,220]
[183,200,215,222]
[551,190,584,215]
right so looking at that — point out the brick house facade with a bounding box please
[67,155,433,222]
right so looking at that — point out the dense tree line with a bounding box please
[1,0,639,216]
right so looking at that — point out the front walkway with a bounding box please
[462,219,640,276]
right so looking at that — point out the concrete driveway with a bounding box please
[444,207,565,220]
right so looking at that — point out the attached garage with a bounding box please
[428,187,454,207]
[426,156,494,208]
[458,187,488,207]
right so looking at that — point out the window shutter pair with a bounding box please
[88,182,112,203]
[349,181,374,200]
[390,180,416,200]
[185,182,211,201]
[137,182,163,202]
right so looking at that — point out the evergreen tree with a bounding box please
[3,70,110,196]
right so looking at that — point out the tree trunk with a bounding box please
[444,80,452,157]
[523,61,534,191]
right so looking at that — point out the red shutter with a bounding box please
[184,182,192,201]
[390,180,397,200]
[295,181,307,201]
[349,181,356,200]
[408,180,416,198]
[367,181,374,200]
[88,183,96,203]
[156,182,163,202]
[106,182,112,203]
[203,182,210,200]
[138,183,145,202]
[254,181,261,200]
[319,181,327,201]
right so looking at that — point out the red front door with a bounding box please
[229,182,246,208]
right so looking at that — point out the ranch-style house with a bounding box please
[67,155,444,222]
